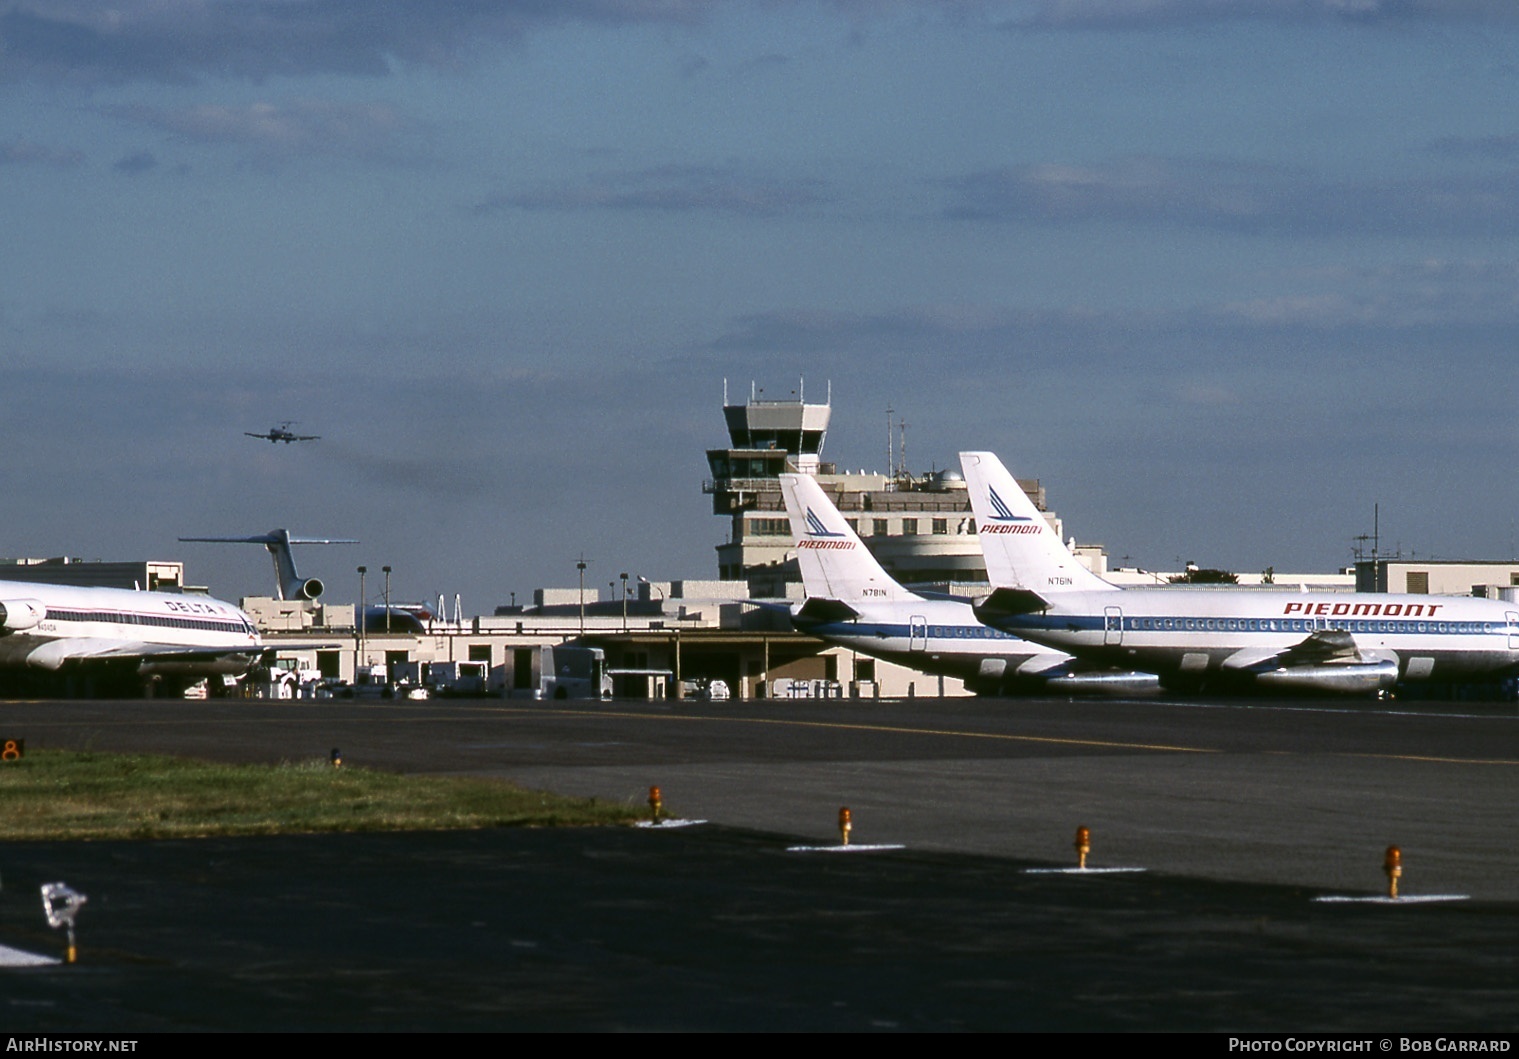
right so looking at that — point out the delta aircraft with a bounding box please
[959,451,1519,695]
[778,472,1158,695]
[0,580,263,696]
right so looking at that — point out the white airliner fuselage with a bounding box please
[961,451,1519,694]
[0,580,262,690]
[982,586,1519,693]
[792,593,1160,694]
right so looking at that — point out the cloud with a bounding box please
[706,258,1519,383]
[1178,382,1240,406]
[1008,0,1519,31]
[0,0,716,86]
[5,1,1516,90]
[944,155,1276,225]
[481,163,832,217]
[0,138,83,166]
[112,149,157,175]
[942,154,1519,237]
[104,99,428,164]
[1217,260,1519,328]
[1429,133,1519,161]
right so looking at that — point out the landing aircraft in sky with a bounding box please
[959,451,1519,694]
[0,580,262,696]
[778,472,1158,695]
[245,421,319,444]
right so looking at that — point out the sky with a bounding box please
[5,0,1519,608]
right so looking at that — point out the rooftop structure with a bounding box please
[0,557,188,593]
[704,383,1059,591]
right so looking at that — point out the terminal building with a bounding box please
[1355,558,1519,599]
[0,557,187,592]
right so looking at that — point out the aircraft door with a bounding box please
[1104,606,1123,646]
[910,616,928,652]
[1508,611,1519,651]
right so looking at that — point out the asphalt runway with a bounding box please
[0,694,1516,1031]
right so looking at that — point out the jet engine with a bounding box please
[296,577,324,600]
[0,599,46,632]
[1252,659,1399,695]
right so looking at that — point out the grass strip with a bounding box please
[0,750,642,840]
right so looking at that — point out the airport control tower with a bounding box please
[705,383,1063,593]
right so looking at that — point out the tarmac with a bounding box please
[0,694,1515,1031]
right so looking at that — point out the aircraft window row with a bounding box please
[928,626,1011,639]
[1127,617,1501,636]
[48,609,246,633]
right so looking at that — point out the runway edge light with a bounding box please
[838,807,851,847]
[1385,845,1402,900]
[1075,825,1091,870]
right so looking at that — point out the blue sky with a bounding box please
[4,0,1519,607]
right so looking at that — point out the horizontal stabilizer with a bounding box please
[795,597,860,624]
[973,587,1050,622]
[180,534,358,546]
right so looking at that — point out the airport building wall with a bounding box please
[1354,559,1519,598]
[0,558,188,592]
[260,623,959,700]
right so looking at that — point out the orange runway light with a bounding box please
[1384,845,1402,900]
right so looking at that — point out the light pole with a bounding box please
[382,565,392,634]
[620,572,629,632]
[357,566,367,671]
[576,556,588,634]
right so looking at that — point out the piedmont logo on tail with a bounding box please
[778,473,1157,696]
[982,487,1039,533]
[959,451,1519,695]
[0,580,263,696]
[802,507,847,540]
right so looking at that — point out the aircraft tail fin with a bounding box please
[958,452,1115,594]
[179,530,358,601]
[778,474,923,605]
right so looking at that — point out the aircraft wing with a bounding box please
[1222,629,1368,672]
[1222,629,1400,693]
[1278,629,1361,664]
[1010,653,1074,676]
